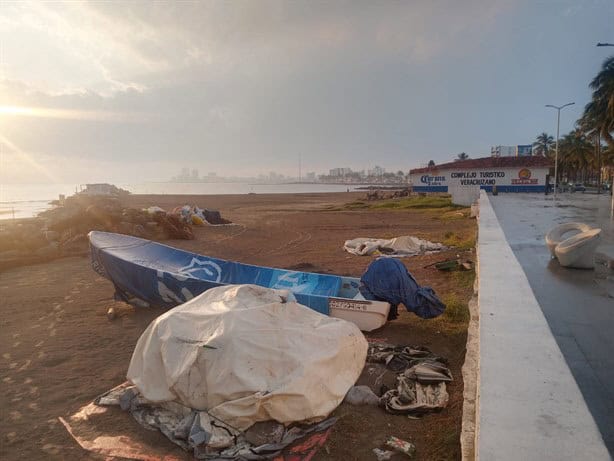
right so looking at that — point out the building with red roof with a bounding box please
[409,156,553,193]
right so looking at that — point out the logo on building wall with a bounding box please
[512,168,538,185]
[420,174,445,186]
[518,168,532,180]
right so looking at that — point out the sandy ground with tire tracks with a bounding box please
[0,191,475,460]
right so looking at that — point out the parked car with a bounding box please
[573,183,586,192]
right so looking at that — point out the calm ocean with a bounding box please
[0,182,366,220]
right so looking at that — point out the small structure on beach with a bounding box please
[79,183,129,196]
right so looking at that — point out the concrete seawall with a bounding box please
[474,190,609,460]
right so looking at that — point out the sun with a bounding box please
[0,106,39,116]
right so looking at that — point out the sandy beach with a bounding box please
[0,191,475,460]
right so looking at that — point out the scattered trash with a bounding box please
[344,385,380,406]
[244,421,285,446]
[203,208,233,225]
[95,383,339,458]
[373,447,395,460]
[344,236,445,257]
[386,436,416,458]
[172,204,233,226]
[0,192,237,271]
[106,307,116,321]
[381,371,449,415]
[145,205,165,215]
[360,258,446,320]
[367,344,448,374]
[424,258,474,272]
[368,343,452,416]
[62,384,337,460]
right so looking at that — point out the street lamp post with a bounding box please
[545,102,574,200]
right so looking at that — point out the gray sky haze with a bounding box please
[1,0,613,183]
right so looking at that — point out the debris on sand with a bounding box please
[386,436,416,458]
[0,194,230,270]
[343,385,380,406]
[368,343,452,416]
[344,235,445,257]
[373,447,395,460]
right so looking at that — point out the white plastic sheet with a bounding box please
[127,284,367,430]
[343,235,445,256]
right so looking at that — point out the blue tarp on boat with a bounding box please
[359,258,446,319]
[89,231,346,314]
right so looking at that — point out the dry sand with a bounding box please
[0,192,475,460]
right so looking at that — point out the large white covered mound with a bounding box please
[127,284,368,430]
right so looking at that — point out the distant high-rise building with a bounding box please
[191,169,199,180]
[329,168,352,177]
[491,145,533,157]
[369,166,385,177]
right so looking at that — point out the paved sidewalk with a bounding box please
[490,192,614,454]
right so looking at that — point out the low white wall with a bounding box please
[477,190,608,460]
[449,183,479,206]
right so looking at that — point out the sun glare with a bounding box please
[0,105,39,116]
[0,105,146,122]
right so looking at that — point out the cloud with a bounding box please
[1,1,513,95]
[8,0,608,183]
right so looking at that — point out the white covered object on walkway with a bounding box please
[544,222,592,256]
[127,284,367,431]
[343,235,445,256]
[554,228,602,269]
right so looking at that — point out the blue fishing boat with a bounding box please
[88,231,390,331]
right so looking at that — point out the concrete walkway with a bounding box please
[477,191,609,460]
[489,192,614,454]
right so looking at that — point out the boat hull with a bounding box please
[89,231,389,330]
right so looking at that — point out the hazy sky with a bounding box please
[1,0,613,184]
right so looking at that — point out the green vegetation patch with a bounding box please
[338,195,470,212]
[343,200,370,210]
[371,195,465,210]
[442,231,476,250]
[451,269,476,290]
[441,293,470,324]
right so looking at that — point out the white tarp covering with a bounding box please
[343,235,445,256]
[127,284,367,430]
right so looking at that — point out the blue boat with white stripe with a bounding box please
[89,231,390,331]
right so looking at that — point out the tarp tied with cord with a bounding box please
[128,284,368,431]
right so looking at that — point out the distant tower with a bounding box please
[298,153,302,182]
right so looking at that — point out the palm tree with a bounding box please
[428,160,436,167]
[579,56,614,145]
[456,152,469,161]
[533,132,554,157]
[558,130,594,183]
